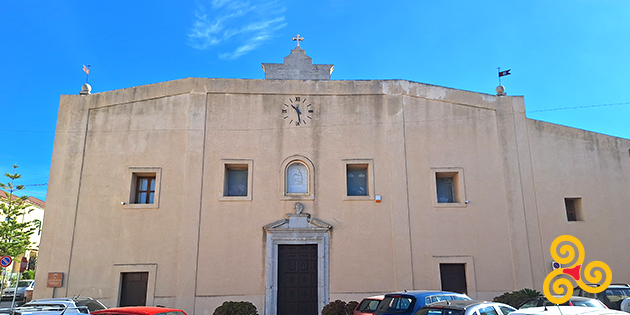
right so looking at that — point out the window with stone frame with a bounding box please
[432,167,466,207]
[220,160,253,201]
[126,167,161,208]
[343,159,374,200]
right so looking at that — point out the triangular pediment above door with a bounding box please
[263,212,332,232]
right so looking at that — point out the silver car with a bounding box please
[1,280,34,302]
[0,297,107,315]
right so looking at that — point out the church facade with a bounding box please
[35,42,630,315]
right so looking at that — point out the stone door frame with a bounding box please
[264,213,331,315]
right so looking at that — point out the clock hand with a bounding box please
[291,104,303,124]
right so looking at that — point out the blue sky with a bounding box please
[1,0,629,201]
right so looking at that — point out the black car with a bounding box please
[573,283,630,310]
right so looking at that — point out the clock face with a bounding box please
[282,96,313,126]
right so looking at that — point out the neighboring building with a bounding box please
[0,192,45,273]
[35,41,630,315]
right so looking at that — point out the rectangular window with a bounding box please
[347,164,368,196]
[135,176,156,204]
[433,168,466,207]
[343,159,374,200]
[225,166,248,196]
[220,160,253,201]
[126,167,161,209]
[436,177,455,203]
[565,197,583,221]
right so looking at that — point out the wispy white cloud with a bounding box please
[188,0,287,59]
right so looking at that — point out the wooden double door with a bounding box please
[277,244,318,315]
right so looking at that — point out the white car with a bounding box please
[509,306,628,315]
[414,300,516,315]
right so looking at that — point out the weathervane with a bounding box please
[83,64,91,83]
[293,34,304,47]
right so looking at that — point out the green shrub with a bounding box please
[22,270,35,280]
[493,288,542,307]
[212,301,258,315]
[322,300,359,315]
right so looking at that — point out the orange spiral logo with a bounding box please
[543,235,612,305]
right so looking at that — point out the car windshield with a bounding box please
[376,296,415,313]
[415,308,465,315]
[155,312,186,315]
[606,288,630,301]
[357,299,382,313]
[17,281,32,287]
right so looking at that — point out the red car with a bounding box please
[354,295,385,315]
[91,306,188,315]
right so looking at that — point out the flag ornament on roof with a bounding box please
[82,64,91,83]
[496,67,511,96]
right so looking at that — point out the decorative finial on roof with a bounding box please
[80,83,92,95]
[292,34,304,47]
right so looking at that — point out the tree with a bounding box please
[0,165,37,258]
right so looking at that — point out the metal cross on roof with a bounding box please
[292,34,304,47]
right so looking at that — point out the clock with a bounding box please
[282,96,313,126]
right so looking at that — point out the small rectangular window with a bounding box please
[220,160,253,201]
[126,167,161,209]
[436,177,455,203]
[342,159,374,200]
[347,164,368,196]
[433,168,466,207]
[565,197,583,221]
[225,166,248,197]
[135,176,156,204]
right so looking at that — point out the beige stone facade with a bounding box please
[35,48,630,315]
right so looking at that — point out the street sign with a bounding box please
[47,272,63,288]
[552,261,561,270]
[19,256,27,273]
[0,256,12,268]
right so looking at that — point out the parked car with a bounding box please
[23,287,33,303]
[519,296,607,309]
[1,280,35,302]
[414,300,516,315]
[0,297,107,315]
[91,306,188,315]
[355,295,384,315]
[573,283,630,311]
[375,290,472,315]
[508,306,628,315]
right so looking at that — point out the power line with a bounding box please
[529,101,630,113]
